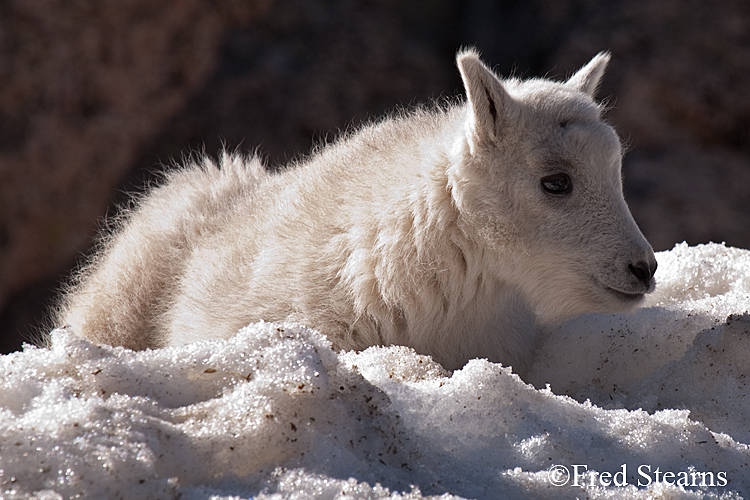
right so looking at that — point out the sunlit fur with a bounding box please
[57,49,656,375]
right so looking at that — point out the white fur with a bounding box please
[58,50,656,375]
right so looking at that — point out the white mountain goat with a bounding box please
[57,49,657,375]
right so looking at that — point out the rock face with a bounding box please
[0,0,272,350]
[2,0,748,352]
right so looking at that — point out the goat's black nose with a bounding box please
[629,260,657,286]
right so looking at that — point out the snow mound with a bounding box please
[1,242,749,499]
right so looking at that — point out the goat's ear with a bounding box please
[566,51,611,98]
[457,48,511,146]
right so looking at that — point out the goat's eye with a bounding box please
[541,173,572,195]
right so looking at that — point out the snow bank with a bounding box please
[1,242,749,499]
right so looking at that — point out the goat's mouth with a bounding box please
[603,285,645,303]
[592,277,647,304]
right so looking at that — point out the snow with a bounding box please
[2,242,750,499]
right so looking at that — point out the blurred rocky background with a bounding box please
[2,0,749,352]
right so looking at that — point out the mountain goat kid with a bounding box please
[57,49,657,375]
